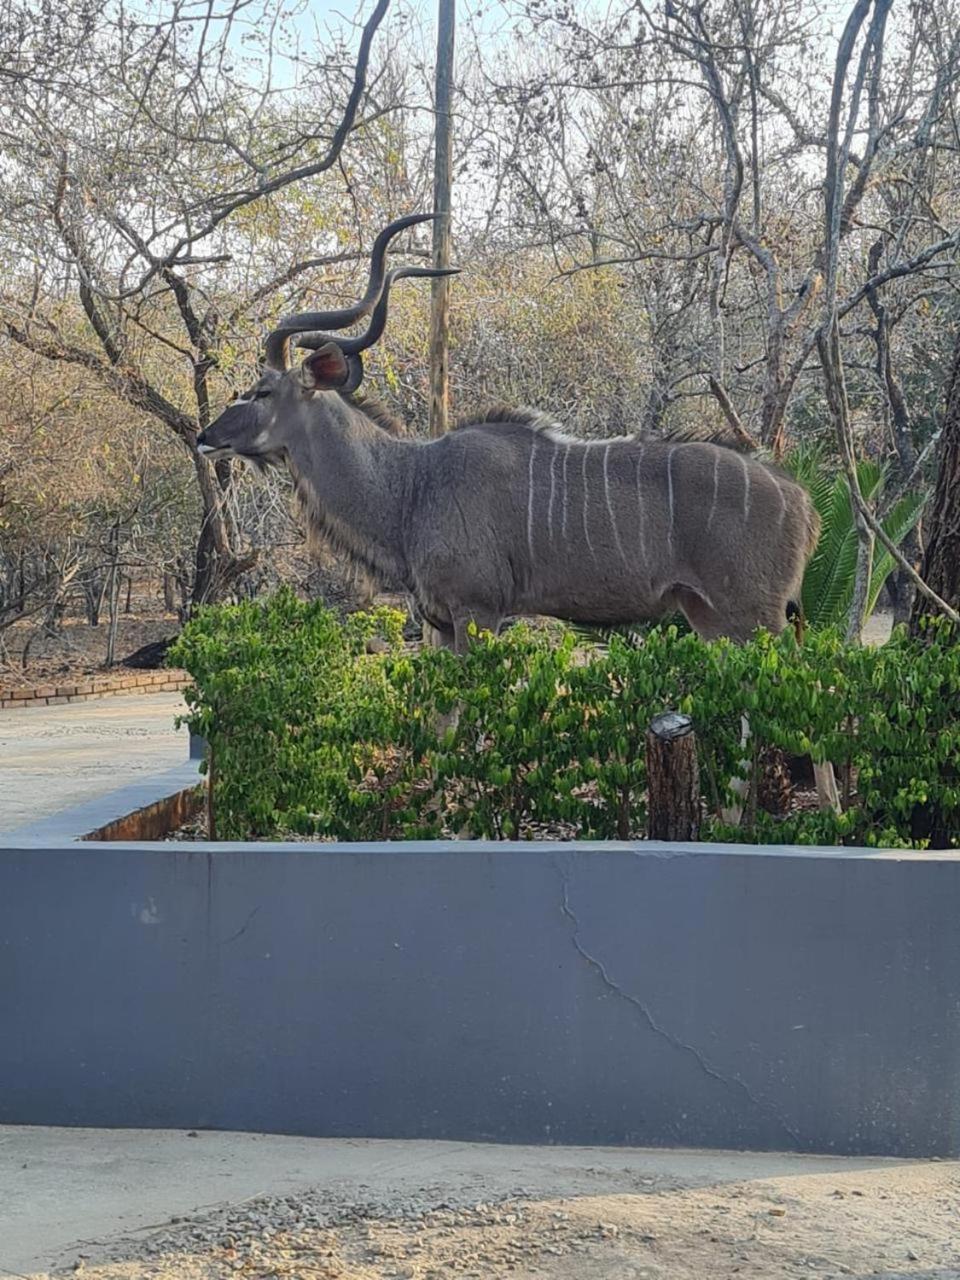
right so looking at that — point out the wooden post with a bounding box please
[646,711,700,842]
[428,0,455,438]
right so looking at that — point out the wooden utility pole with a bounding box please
[428,0,455,437]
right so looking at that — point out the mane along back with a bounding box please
[663,421,758,454]
[454,404,560,434]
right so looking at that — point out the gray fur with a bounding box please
[199,378,820,653]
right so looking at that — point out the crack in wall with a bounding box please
[556,859,803,1149]
[220,904,261,945]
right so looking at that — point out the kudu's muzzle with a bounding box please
[196,399,252,453]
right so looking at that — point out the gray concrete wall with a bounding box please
[1,839,959,1157]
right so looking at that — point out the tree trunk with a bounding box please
[911,330,960,633]
[105,523,122,667]
[868,241,922,625]
[645,712,700,842]
[189,452,236,609]
[83,573,107,626]
[191,517,223,610]
[907,331,960,846]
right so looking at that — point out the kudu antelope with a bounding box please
[198,214,820,651]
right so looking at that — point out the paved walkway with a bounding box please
[0,692,187,834]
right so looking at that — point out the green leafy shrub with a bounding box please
[170,593,960,848]
[168,588,408,839]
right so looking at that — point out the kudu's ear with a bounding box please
[297,343,364,393]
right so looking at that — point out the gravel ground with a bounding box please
[29,1151,960,1280]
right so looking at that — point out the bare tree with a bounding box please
[0,0,396,609]
[473,0,960,461]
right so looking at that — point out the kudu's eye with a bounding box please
[253,385,272,400]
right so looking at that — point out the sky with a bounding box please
[123,0,584,94]
[119,0,866,107]
[120,0,869,133]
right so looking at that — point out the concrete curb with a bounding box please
[0,761,202,847]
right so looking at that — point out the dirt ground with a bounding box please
[0,601,178,689]
[0,563,376,692]
[35,1153,960,1280]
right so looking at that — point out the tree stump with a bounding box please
[646,712,700,842]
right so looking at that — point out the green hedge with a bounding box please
[169,590,960,848]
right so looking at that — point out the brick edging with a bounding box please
[1,670,191,710]
[81,783,204,842]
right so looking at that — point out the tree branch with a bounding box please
[1,313,195,440]
[706,375,759,449]
[114,0,392,299]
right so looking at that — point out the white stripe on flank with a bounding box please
[775,478,786,528]
[603,443,628,566]
[527,436,538,560]
[561,442,571,541]
[740,453,752,523]
[581,448,596,558]
[706,452,720,530]
[635,444,646,567]
[548,444,559,544]
[666,446,676,552]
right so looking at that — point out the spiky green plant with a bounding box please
[787,443,926,632]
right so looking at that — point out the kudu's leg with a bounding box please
[706,596,839,824]
[720,715,753,828]
[423,621,455,650]
[662,587,745,824]
[441,611,497,749]
[422,619,458,737]
[452,611,501,655]
[673,587,728,641]
[673,588,778,827]
[424,611,501,839]
[422,610,499,747]
[724,601,790,827]
[733,598,839,813]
